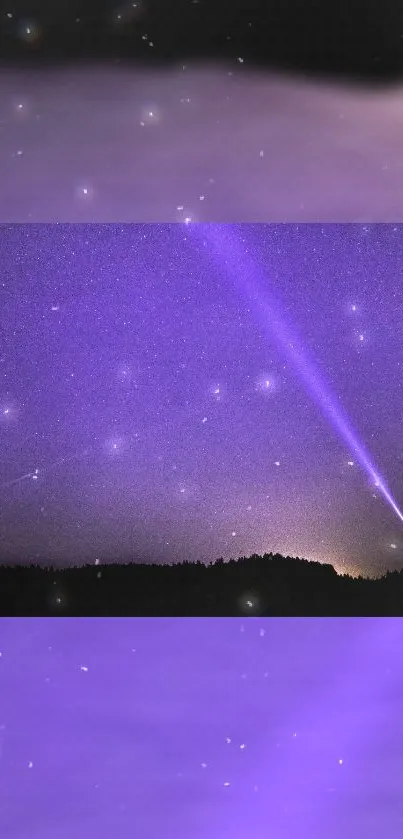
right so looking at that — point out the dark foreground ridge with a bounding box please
[1,553,403,616]
[2,0,403,83]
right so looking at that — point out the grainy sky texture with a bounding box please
[0,618,403,839]
[1,223,403,576]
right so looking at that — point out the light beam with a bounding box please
[191,224,403,525]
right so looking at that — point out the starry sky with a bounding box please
[1,617,403,839]
[1,222,403,577]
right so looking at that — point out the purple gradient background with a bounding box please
[2,223,403,577]
[2,66,403,222]
[0,617,403,839]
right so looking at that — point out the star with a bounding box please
[0,224,402,578]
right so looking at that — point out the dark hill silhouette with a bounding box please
[0,552,402,616]
[2,0,403,83]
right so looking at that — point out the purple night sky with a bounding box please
[1,222,403,576]
[2,66,403,223]
[0,617,403,839]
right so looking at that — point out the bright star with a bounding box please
[255,373,277,395]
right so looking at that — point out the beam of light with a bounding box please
[0,470,39,489]
[190,224,403,525]
[0,449,89,490]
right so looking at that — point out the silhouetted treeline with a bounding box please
[0,552,402,616]
[1,0,403,82]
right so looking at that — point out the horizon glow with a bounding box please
[1,223,403,575]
